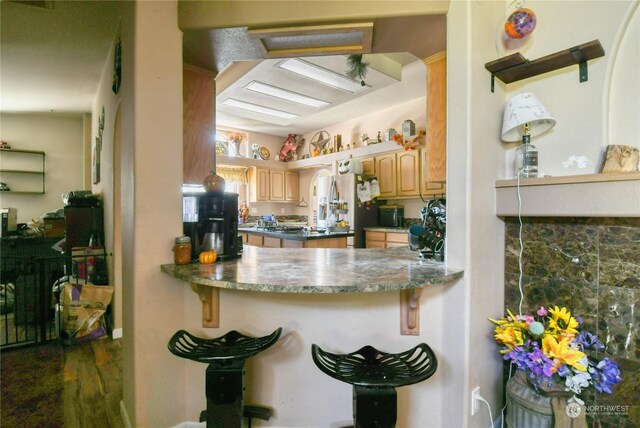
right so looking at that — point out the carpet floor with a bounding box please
[1,341,65,427]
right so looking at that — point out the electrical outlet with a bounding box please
[251,208,257,214]
[471,386,480,415]
[280,208,285,213]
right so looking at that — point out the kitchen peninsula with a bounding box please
[161,246,463,333]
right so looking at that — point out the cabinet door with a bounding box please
[249,167,270,202]
[270,170,285,201]
[386,232,408,248]
[361,157,375,176]
[424,52,447,183]
[183,66,216,184]
[247,234,264,246]
[421,149,446,197]
[285,171,299,202]
[375,154,396,198]
[263,236,282,248]
[365,231,386,248]
[396,150,420,197]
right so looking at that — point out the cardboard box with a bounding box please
[43,218,65,237]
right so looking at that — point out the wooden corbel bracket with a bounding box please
[400,288,423,335]
[190,283,220,328]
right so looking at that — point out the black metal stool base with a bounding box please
[199,405,271,428]
[353,385,397,428]
[312,343,437,428]
[168,328,282,428]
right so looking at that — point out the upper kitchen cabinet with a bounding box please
[424,51,446,184]
[285,171,299,202]
[248,167,298,203]
[183,65,216,184]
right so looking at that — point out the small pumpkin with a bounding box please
[199,250,217,264]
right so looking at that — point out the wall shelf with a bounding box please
[0,149,46,194]
[485,39,605,91]
[495,172,640,217]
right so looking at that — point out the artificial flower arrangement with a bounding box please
[490,306,621,404]
[392,129,426,150]
[227,132,247,144]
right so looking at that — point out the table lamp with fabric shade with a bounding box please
[502,92,556,178]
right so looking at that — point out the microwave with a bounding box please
[379,205,404,228]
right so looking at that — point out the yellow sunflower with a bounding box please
[542,335,587,371]
[547,306,579,336]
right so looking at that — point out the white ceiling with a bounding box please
[1,1,444,138]
[216,53,426,136]
[0,0,120,113]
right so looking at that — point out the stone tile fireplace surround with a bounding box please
[504,217,639,427]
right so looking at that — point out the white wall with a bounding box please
[0,113,85,223]
[92,30,121,329]
[502,0,639,177]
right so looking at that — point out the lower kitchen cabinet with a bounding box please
[245,234,347,248]
[365,230,408,248]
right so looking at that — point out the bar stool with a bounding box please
[168,327,282,428]
[311,343,438,428]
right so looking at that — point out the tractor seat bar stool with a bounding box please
[311,343,438,428]
[168,327,282,428]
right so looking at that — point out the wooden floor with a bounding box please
[63,337,124,428]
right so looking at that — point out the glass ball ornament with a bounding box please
[504,8,537,39]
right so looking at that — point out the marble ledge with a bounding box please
[161,246,463,294]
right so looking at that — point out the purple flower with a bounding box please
[577,332,605,351]
[591,358,622,394]
[506,341,555,385]
[537,306,548,317]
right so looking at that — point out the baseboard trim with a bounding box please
[112,328,123,339]
[120,400,132,428]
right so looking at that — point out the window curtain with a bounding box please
[216,166,248,184]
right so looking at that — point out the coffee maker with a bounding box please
[183,192,241,261]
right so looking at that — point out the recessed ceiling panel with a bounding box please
[248,23,373,58]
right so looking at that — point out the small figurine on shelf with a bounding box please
[376,131,382,143]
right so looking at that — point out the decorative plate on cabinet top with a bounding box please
[259,146,270,160]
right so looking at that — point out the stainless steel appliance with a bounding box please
[379,204,404,228]
[315,174,382,248]
[183,192,241,261]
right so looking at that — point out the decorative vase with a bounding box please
[229,140,243,157]
[506,371,587,428]
[203,171,225,193]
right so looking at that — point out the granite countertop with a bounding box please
[240,227,354,241]
[161,246,463,293]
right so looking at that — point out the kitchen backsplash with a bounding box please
[504,217,640,427]
[244,215,308,224]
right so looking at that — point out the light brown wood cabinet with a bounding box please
[424,51,447,184]
[248,167,299,203]
[183,66,216,184]
[373,151,420,199]
[245,234,347,248]
[396,150,420,197]
[375,154,396,198]
[421,148,446,197]
[270,169,285,201]
[285,171,299,202]
[365,230,408,248]
[248,167,270,202]
[361,157,375,176]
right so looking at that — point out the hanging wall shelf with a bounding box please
[485,39,605,92]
